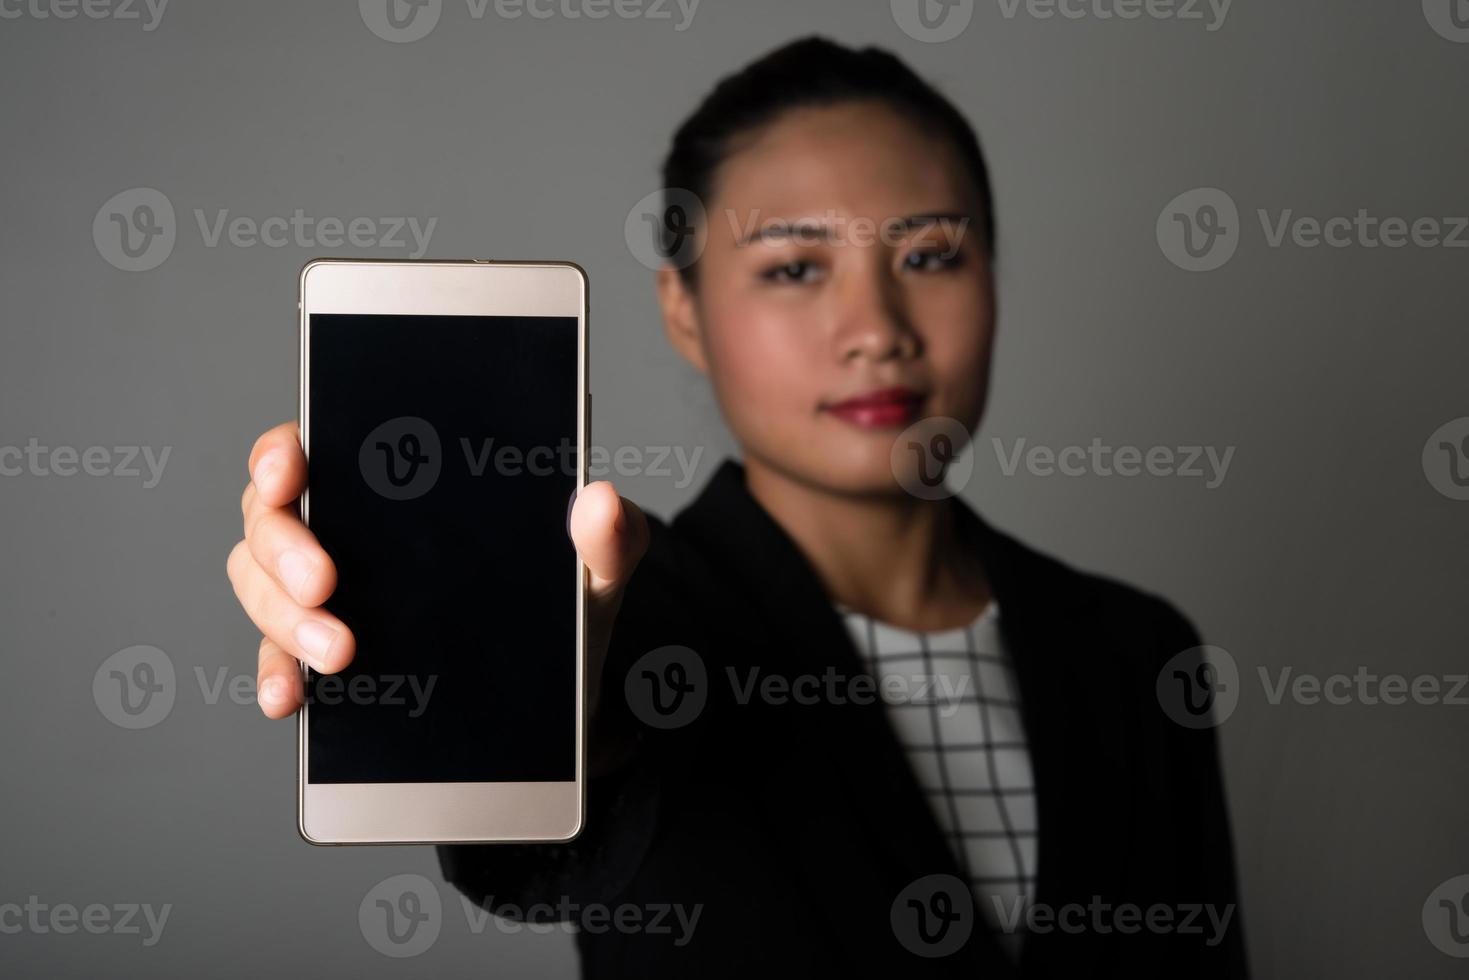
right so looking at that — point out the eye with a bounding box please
[760,260,824,284]
[902,249,962,273]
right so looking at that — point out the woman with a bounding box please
[227,36,1246,978]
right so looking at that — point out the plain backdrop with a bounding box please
[2,1,1466,976]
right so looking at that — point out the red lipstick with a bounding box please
[824,386,925,429]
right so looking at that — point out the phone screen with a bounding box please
[305,313,578,784]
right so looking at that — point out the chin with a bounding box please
[804,447,915,500]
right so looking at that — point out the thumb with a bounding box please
[569,481,649,597]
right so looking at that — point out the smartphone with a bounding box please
[297,258,587,844]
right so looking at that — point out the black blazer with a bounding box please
[439,459,1248,978]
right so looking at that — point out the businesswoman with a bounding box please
[227,36,1246,978]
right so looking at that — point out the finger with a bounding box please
[257,637,304,719]
[241,476,281,537]
[244,506,337,607]
[569,481,649,597]
[241,480,257,527]
[247,421,307,509]
[227,540,355,673]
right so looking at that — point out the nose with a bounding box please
[831,256,920,364]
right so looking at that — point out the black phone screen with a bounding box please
[305,313,578,784]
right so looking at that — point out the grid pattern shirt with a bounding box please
[837,601,1037,958]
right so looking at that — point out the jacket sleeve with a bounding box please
[436,515,686,921]
[1149,598,1250,978]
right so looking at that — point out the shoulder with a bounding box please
[611,507,720,636]
[624,508,699,595]
[978,519,1204,661]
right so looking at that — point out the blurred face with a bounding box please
[669,100,996,499]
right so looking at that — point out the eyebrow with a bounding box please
[733,211,973,247]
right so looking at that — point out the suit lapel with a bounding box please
[675,460,1018,975]
[961,510,1134,976]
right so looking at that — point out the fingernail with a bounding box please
[254,450,282,487]
[294,620,338,672]
[277,549,316,600]
[566,485,579,541]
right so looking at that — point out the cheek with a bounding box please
[920,289,995,426]
[933,326,992,408]
[701,300,825,444]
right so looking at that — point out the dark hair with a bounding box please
[658,35,996,285]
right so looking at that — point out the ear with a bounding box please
[657,265,708,375]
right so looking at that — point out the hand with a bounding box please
[226,421,649,719]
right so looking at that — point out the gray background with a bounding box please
[2,0,1466,976]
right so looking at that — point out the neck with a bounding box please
[743,455,991,632]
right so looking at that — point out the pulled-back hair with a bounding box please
[658,35,995,284]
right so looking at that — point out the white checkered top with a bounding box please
[837,601,1037,959]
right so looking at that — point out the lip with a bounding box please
[823,386,926,429]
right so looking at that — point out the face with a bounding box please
[661,100,996,499]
